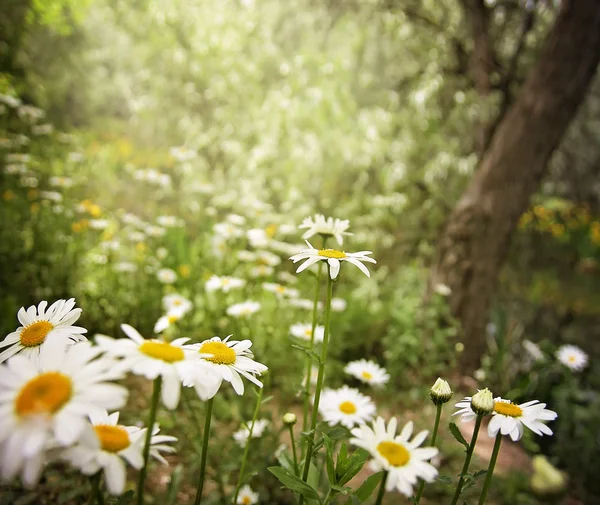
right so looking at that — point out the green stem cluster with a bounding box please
[137,376,162,505]
[449,415,483,505]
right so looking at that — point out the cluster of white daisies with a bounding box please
[0,298,267,495]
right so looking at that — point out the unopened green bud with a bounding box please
[430,377,453,405]
[283,413,297,426]
[531,455,567,498]
[471,388,494,416]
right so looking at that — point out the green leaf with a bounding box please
[338,442,348,467]
[268,467,321,502]
[449,422,469,451]
[165,464,184,505]
[327,425,349,440]
[115,490,134,505]
[277,449,296,474]
[436,475,453,485]
[323,435,336,485]
[330,484,352,495]
[338,448,369,485]
[354,472,383,502]
[291,343,322,364]
[261,395,274,404]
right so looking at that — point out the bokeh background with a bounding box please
[1,0,599,504]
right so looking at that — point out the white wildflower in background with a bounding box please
[0,340,128,487]
[0,299,87,363]
[289,298,317,310]
[95,325,220,409]
[488,399,557,442]
[157,268,177,284]
[247,228,270,248]
[290,241,376,279]
[319,385,376,428]
[556,344,588,372]
[205,275,246,293]
[63,410,176,495]
[331,297,347,312]
[237,250,257,262]
[289,323,324,342]
[523,340,544,361]
[186,335,267,395]
[169,146,196,162]
[344,360,390,387]
[156,215,182,228]
[249,265,274,278]
[162,294,192,315]
[256,250,282,266]
[434,283,451,296]
[227,213,246,226]
[236,484,259,504]
[214,222,244,239]
[350,418,438,497]
[262,283,299,299]
[227,301,261,318]
[299,214,352,245]
[233,419,270,447]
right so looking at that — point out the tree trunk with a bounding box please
[431,0,600,371]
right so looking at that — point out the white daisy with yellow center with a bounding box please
[350,417,438,497]
[153,308,186,334]
[226,301,261,318]
[0,340,128,488]
[289,323,324,343]
[62,410,176,495]
[319,385,376,428]
[344,359,390,387]
[556,344,588,372]
[299,214,352,245]
[95,325,220,409]
[157,268,177,284]
[185,336,267,395]
[162,294,192,315]
[232,418,270,447]
[263,282,300,299]
[205,275,246,293]
[289,241,376,279]
[488,398,557,442]
[236,484,259,505]
[0,299,87,363]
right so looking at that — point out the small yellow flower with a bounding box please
[265,224,278,238]
[178,265,191,278]
[136,242,146,253]
[2,190,15,201]
[72,219,89,233]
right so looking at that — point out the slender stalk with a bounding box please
[477,434,502,505]
[374,471,389,505]
[414,403,443,503]
[88,471,102,505]
[299,273,334,505]
[302,261,323,435]
[233,386,264,504]
[193,397,215,505]
[288,424,299,476]
[449,415,483,505]
[136,376,162,505]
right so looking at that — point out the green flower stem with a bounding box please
[88,471,102,505]
[477,433,502,505]
[450,415,483,505]
[299,273,334,505]
[288,424,299,476]
[233,385,264,504]
[302,261,323,436]
[414,403,443,503]
[193,397,215,505]
[374,471,389,505]
[136,376,162,505]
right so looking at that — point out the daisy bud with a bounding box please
[471,388,494,416]
[429,378,453,405]
[283,413,297,426]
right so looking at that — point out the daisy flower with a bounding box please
[350,417,438,497]
[289,298,317,310]
[157,268,177,284]
[95,325,220,409]
[237,484,259,505]
[262,283,299,299]
[205,275,246,293]
[185,336,267,395]
[453,389,495,422]
[299,214,352,245]
[162,293,192,315]
[289,241,376,279]
[0,299,87,363]
[319,385,376,428]
[344,360,390,387]
[556,344,588,372]
[0,340,128,487]
[249,265,274,278]
[232,419,270,447]
[62,410,176,495]
[488,399,557,442]
[154,309,186,334]
[214,222,244,239]
[289,323,324,342]
[331,297,347,312]
[227,301,261,318]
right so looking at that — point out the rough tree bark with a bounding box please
[431,0,600,371]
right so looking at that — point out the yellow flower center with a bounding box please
[20,321,54,347]
[199,341,236,365]
[361,371,373,380]
[339,401,357,414]
[376,441,410,467]
[222,278,231,285]
[304,329,312,337]
[15,372,72,417]
[493,402,523,418]
[139,341,185,362]
[318,249,347,259]
[275,285,286,294]
[568,355,576,363]
[94,424,131,453]
[241,497,251,505]
[173,300,182,306]
[167,315,179,324]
